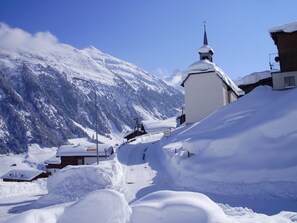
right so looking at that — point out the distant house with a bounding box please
[269,22,297,90]
[56,143,114,168]
[181,25,244,124]
[124,129,146,141]
[44,156,61,175]
[124,117,177,141]
[141,117,177,134]
[236,71,272,94]
[1,169,47,182]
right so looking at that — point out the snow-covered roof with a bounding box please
[198,44,214,54]
[269,21,297,34]
[235,71,271,86]
[142,117,177,134]
[44,156,61,165]
[1,169,44,181]
[56,143,113,157]
[182,59,244,96]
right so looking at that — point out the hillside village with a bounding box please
[0,21,297,223]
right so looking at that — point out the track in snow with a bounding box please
[117,133,175,203]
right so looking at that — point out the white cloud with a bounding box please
[0,23,60,52]
[153,67,170,78]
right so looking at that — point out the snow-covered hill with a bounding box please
[0,23,183,153]
[160,86,297,213]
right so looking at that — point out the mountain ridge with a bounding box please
[0,24,183,153]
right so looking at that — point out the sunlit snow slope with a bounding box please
[160,86,297,213]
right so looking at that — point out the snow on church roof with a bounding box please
[269,21,297,34]
[182,59,244,96]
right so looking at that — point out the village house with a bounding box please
[55,143,114,168]
[124,117,177,141]
[1,169,47,182]
[181,25,244,124]
[269,21,297,90]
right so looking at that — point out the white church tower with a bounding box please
[181,24,244,124]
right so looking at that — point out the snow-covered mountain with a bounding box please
[0,24,183,153]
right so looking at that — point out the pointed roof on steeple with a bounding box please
[203,21,208,45]
[198,21,214,56]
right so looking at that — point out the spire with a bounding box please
[198,21,214,62]
[203,21,208,45]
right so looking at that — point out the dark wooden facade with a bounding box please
[238,77,273,94]
[271,31,297,72]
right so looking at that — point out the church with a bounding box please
[181,25,244,124]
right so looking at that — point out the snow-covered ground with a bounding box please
[1,86,297,222]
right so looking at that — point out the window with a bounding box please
[284,76,296,87]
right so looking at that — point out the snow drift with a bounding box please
[34,156,125,208]
[5,190,295,223]
[161,86,297,199]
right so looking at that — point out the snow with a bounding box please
[2,86,297,222]
[160,86,297,213]
[56,143,113,157]
[57,190,131,223]
[236,70,271,86]
[198,44,214,53]
[44,156,61,165]
[269,21,297,33]
[1,169,45,181]
[141,117,177,134]
[34,156,125,208]
[184,59,244,96]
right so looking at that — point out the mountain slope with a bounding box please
[0,24,183,153]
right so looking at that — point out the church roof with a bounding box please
[181,59,244,96]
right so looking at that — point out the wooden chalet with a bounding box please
[56,143,114,168]
[269,22,297,90]
[1,169,47,182]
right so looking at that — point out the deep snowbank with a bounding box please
[131,190,293,223]
[57,190,131,223]
[0,179,47,199]
[161,86,297,199]
[6,190,295,223]
[34,156,125,208]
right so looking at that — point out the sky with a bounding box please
[0,0,296,80]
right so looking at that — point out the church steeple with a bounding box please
[203,22,208,45]
[198,22,214,62]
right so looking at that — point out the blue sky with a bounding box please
[0,0,296,80]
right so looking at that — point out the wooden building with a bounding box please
[269,22,297,90]
[56,143,114,168]
[1,169,47,182]
[236,71,272,94]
